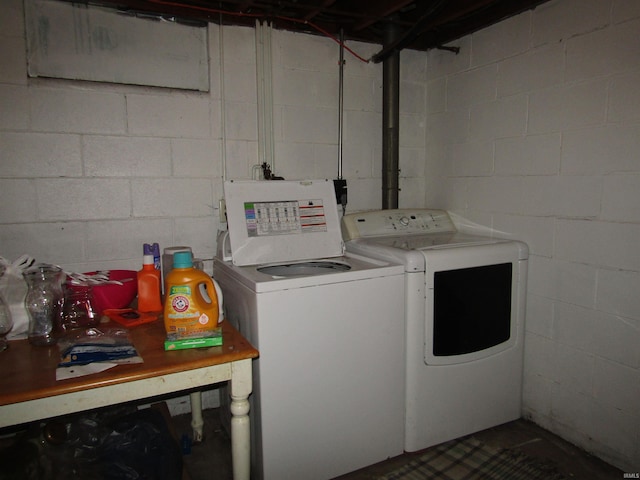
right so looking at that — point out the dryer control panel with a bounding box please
[341,209,456,240]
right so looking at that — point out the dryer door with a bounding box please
[423,241,527,365]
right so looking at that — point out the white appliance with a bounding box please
[342,209,528,452]
[213,180,405,480]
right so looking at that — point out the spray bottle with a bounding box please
[143,243,161,271]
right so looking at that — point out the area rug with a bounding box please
[379,437,567,480]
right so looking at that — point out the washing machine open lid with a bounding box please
[224,179,344,267]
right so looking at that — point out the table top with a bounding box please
[0,319,258,407]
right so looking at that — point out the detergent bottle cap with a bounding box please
[173,251,193,269]
[142,254,155,266]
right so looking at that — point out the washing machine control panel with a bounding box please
[341,209,456,240]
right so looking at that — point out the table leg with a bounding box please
[230,359,252,480]
[189,391,204,442]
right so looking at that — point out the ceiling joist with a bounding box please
[62,0,551,59]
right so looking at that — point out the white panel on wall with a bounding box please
[25,0,209,91]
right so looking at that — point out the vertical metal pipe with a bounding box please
[255,20,266,169]
[382,20,400,209]
[338,29,345,179]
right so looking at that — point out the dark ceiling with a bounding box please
[69,0,552,62]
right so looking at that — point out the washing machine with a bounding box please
[341,209,528,452]
[213,180,405,480]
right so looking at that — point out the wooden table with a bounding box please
[0,319,259,480]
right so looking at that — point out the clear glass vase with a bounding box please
[0,289,12,352]
[23,264,65,346]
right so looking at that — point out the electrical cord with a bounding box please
[147,0,371,63]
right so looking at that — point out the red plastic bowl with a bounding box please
[84,270,138,315]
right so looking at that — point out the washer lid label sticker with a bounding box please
[244,199,327,236]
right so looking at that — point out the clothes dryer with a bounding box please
[342,209,528,452]
[213,180,405,480]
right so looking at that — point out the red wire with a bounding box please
[147,0,370,63]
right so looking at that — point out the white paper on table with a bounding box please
[56,362,117,380]
[55,356,144,380]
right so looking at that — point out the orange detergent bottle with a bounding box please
[137,255,162,312]
[163,251,221,337]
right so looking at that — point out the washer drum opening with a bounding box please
[257,261,351,277]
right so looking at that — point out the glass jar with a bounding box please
[61,287,98,331]
[23,264,65,346]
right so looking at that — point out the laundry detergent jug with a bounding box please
[163,251,223,337]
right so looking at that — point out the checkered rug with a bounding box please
[379,437,567,480]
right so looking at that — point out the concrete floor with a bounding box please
[171,408,623,480]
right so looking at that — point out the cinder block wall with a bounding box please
[0,0,427,414]
[0,0,428,274]
[425,0,640,471]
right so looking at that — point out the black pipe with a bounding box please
[382,19,400,209]
[371,0,447,64]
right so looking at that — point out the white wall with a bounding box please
[0,0,427,274]
[425,0,640,471]
[0,1,427,412]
